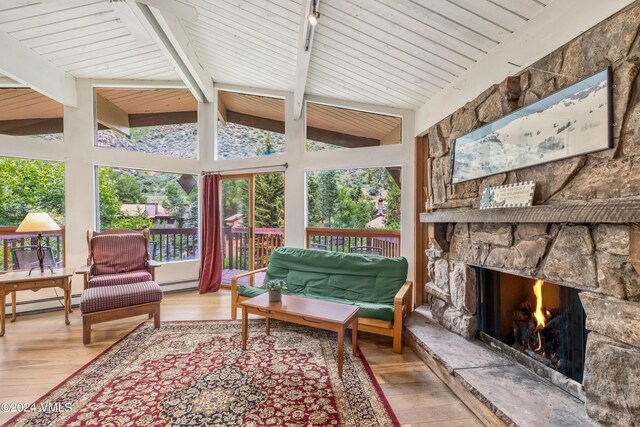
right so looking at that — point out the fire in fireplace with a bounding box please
[476,268,587,383]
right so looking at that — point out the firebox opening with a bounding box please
[476,268,587,383]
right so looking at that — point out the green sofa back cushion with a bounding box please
[263,247,408,306]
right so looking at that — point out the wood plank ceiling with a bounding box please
[307,0,550,109]
[0,0,179,80]
[0,0,551,111]
[181,0,550,109]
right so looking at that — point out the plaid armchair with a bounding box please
[78,229,162,344]
[78,229,160,289]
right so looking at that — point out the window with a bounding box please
[0,89,63,142]
[306,103,401,152]
[217,91,285,159]
[0,156,65,271]
[306,167,401,230]
[96,166,198,263]
[95,89,197,159]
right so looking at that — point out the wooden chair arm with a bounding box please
[76,265,91,275]
[147,260,161,268]
[231,267,268,298]
[231,268,267,286]
[76,265,92,290]
[394,281,414,308]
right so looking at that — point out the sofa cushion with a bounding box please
[237,285,395,321]
[80,281,162,314]
[91,233,148,275]
[264,247,408,305]
[88,270,153,288]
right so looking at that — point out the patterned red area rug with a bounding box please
[5,321,399,427]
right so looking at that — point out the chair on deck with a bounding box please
[78,229,162,344]
[11,245,58,271]
[349,246,383,256]
[8,245,61,323]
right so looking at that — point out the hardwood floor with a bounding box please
[0,289,482,426]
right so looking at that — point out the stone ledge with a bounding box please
[404,307,597,427]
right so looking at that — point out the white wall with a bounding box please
[1,79,415,313]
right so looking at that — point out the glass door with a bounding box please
[221,176,251,285]
[221,173,285,285]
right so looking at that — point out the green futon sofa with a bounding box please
[231,247,413,352]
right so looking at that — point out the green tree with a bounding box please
[115,174,145,204]
[0,158,65,225]
[162,181,187,226]
[184,189,199,228]
[98,167,122,229]
[222,178,249,226]
[254,173,284,228]
[383,174,401,230]
[257,133,276,156]
[114,213,153,229]
[333,187,373,229]
[317,170,338,227]
[306,174,321,226]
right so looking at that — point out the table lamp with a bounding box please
[16,212,61,275]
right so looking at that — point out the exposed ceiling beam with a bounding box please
[96,93,130,137]
[129,111,197,128]
[127,1,214,103]
[0,118,62,136]
[227,110,379,148]
[217,92,227,124]
[293,0,319,119]
[380,124,401,146]
[414,0,635,136]
[0,29,77,107]
[0,76,24,88]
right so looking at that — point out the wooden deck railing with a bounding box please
[148,227,198,262]
[305,227,401,257]
[223,227,285,270]
[0,226,66,272]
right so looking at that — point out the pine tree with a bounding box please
[306,174,321,226]
[254,173,284,228]
[317,170,338,227]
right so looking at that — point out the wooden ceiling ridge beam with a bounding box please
[0,29,77,107]
[128,2,214,104]
[293,0,319,119]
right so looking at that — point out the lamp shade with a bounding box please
[16,212,61,233]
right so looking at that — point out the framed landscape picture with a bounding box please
[451,68,612,183]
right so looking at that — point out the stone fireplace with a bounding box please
[423,222,639,424]
[476,268,587,386]
[416,3,640,425]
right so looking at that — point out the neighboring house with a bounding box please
[120,203,175,227]
[366,216,385,229]
[224,213,243,228]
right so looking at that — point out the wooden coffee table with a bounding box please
[240,293,359,377]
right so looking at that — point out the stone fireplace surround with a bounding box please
[420,221,639,426]
[412,3,640,425]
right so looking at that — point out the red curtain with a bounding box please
[198,174,222,293]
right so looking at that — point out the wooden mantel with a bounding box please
[420,198,640,224]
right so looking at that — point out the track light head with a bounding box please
[309,10,320,26]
